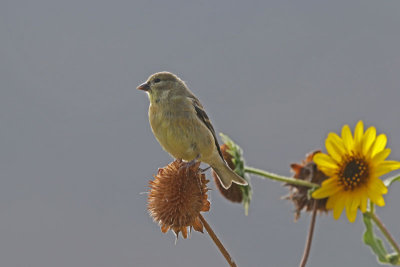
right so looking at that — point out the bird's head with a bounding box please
[137,72,187,103]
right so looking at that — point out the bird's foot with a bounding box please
[179,155,200,175]
[185,158,198,168]
[199,166,211,173]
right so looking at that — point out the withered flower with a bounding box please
[213,144,244,203]
[148,159,210,239]
[212,134,252,215]
[285,151,329,221]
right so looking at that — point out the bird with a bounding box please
[137,71,247,189]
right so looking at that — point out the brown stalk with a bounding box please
[299,200,318,267]
[199,214,237,267]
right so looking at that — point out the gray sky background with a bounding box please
[1,0,400,266]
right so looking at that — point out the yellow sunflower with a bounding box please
[312,121,400,222]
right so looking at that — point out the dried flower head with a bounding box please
[147,159,210,239]
[212,133,252,215]
[213,144,244,203]
[285,150,329,221]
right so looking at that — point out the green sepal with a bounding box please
[388,253,400,265]
[307,187,319,200]
[363,213,390,264]
[220,133,252,215]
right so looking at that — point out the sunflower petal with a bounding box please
[372,148,391,165]
[320,177,339,187]
[327,132,346,152]
[354,121,364,151]
[318,166,337,177]
[345,197,359,223]
[370,134,387,158]
[341,125,354,151]
[346,204,358,223]
[326,139,343,163]
[370,178,388,194]
[367,181,386,198]
[313,153,338,169]
[367,184,386,206]
[312,179,341,199]
[351,196,360,211]
[369,192,385,207]
[362,126,376,155]
[326,193,339,210]
[360,195,368,213]
[333,194,346,220]
[375,161,400,177]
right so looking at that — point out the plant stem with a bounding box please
[384,173,400,187]
[199,214,237,267]
[369,212,400,256]
[299,200,318,267]
[369,202,375,214]
[244,166,320,188]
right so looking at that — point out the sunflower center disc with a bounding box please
[339,157,368,190]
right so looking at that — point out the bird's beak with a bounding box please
[137,82,150,91]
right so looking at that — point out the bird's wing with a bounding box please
[190,97,224,159]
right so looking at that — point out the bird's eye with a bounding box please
[154,78,161,83]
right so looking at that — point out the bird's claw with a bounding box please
[179,156,201,175]
[199,166,211,173]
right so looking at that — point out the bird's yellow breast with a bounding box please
[148,97,214,161]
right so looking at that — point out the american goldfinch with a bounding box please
[137,71,247,189]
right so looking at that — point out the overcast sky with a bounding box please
[1,0,400,266]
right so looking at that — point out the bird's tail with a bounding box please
[212,161,248,189]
